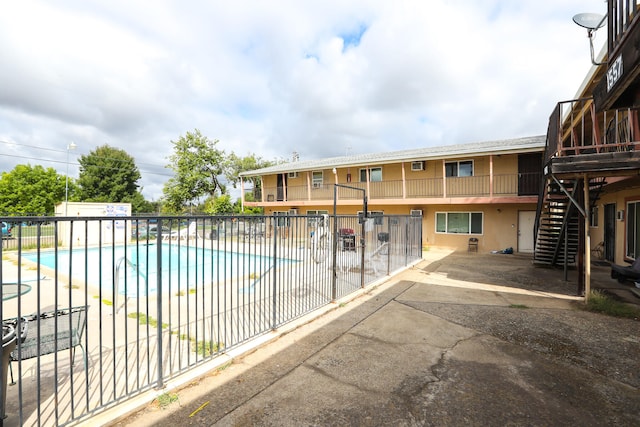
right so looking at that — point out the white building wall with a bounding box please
[55,202,131,247]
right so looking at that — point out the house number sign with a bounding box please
[607,55,623,92]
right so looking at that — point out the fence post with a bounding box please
[331,186,338,302]
[155,229,164,389]
[404,219,409,268]
[387,218,392,275]
[271,216,278,330]
[360,217,366,288]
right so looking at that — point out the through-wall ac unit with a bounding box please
[288,171,298,178]
[411,161,424,171]
[289,208,299,215]
[410,209,423,217]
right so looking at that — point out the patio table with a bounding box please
[1,283,31,301]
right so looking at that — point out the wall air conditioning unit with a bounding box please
[288,171,298,178]
[410,209,423,217]
[411,161,424,171]
[289,208,299,215]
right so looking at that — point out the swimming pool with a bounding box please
[24,244,285,297]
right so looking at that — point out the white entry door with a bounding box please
[518,211,536,253]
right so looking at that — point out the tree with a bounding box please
[76,145,142,203]
[226,153,277,194]
[0,164,70,214]
[163,129,226,212]
[233,197,262,214]
[122,191,157,214]
[204,194,234,215]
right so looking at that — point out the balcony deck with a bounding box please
[545,98,640,179]
[548,149,640,177]
[254,173,540,206]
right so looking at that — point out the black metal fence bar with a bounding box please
[0,214,421,426]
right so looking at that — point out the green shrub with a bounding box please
[155,392,178,408]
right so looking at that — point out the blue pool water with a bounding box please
[24,244,284,297]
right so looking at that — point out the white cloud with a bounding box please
[0,0,608,200]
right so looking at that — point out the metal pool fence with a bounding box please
[0,213,422,426]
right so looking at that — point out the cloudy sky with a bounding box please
[0,0,607,200]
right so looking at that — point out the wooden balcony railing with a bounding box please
[406,178,443,198]
[255,172,539,204]
[608,0,640,57]
[545,98,640,166]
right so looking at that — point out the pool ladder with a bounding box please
[240,265,274,294]
[114,257,145,313]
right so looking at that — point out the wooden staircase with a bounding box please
[534,176,606,267]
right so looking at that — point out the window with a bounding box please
[370,210,383,225]
[359,167,382,182]
[288,171,298,178]
[307,210,329,226]
[445,160,473,177]
[411,161,424,171]
[358,210,384,225]
[435,212,483,234]
[626,201,640,258]
[274,211,290,227]
[590,205,599,228]
[312,171,323,188]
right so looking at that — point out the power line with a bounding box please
[0,140,173,177]
[0,152,173,178]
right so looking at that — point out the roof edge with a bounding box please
[240,135,546,177]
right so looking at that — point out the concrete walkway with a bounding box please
[112,249,640,426]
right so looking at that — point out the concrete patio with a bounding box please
[108,249,640,426]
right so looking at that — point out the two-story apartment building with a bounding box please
[238,0,640,299]
[240,135,545,253]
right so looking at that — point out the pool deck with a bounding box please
[0,238,399,426]
[2,246,633,426]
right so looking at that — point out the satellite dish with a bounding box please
[572,13,606,30]
[572,12,607,66]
